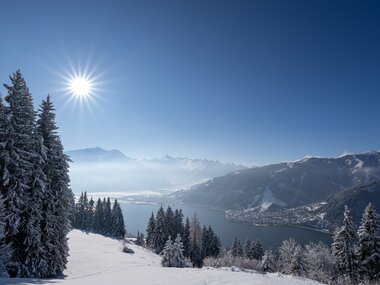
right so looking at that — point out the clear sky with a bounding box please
[0,0,379,165]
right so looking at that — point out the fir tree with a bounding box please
[1,70,45,277]
[357,203,380,280]
[37,94,73,277]
[0,194,11,277]
[172,234,187,268]
[231,236,243,257]
[332,205,359,282]
[183,217,190,258]
[252,239,264,260]
[111,199,125,238]
[103,197,112,235]
[153,206,167,254]
[173,209,184,239]
[261,249,275,272]
[208,226,221,258]
[135,231,145,247]
[146,212,156,249]
[161,236,174,267]
[165,206,175,241]
[189,213,203,267]
[93,198,104,234]
[243,238,253,259]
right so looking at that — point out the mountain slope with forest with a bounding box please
[177,152,380,210]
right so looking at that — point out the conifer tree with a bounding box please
[161,236,174,267]
[189,213,203,267]
[183,217,190,258]
[165,206,175,241]
[37,95,73,277]
[261,249,275,272]
[0,194,11,277]
[93,198,104,234]
[208,226,221,258]
[173,209,184,239]
[243,238,253,259]
[357,203,380,280]
[111,199,125,238]
[172,234,187,268]
[103,197,112,235]
[135,231,145,247]
[146,212,156,249]
[153,206,167,254]
[1,70,45,277]
[252,239,264,260]
[332,205,359,282]
[231,236,243,257]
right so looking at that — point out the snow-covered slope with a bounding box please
[1,230,321,285]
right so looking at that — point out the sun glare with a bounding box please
[70,76,92,97]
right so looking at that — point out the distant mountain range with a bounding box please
[176,151,380,210]
[66,147,247,193]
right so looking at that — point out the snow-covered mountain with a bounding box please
[177,151,380,210]
[66,147,247,193]
[2,230,322,285]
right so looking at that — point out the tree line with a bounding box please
[72,192,126,239]
[203,203,380,285]
[144,206,221,267]
[0,70,74,278]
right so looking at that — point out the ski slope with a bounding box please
[1,230,321,285]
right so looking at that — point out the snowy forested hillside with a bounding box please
[0,230,322,285]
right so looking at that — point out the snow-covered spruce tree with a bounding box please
[111,199,125,238]
[87,197,95,231]
[74,192,87,230]
[261,249,276,273]
[165,206,175,241]
[357,203,380,280]
[332,205,359,282]
[252,239,264,260]
[189,213,203,267]
[208,226,221,258]
[0,194,11,277]
[172,234,187,268]
[201,225,220,259]
[173,208,184,239]
[153,206,167,254]
[37,95,73,276]
[243,238,253,259]
[201,225,210,259]
[331,205,358,282]
[146,212,156,249]
[231,236,243,257]
[93,198,104,234]
[103,197,112,235]
[1,70,46,277]
[135,231,145,247]
[161,236,174,267]
[304,242,336,284]
[183,217,190,258]
[278,238,305,276]
[0,97,12,277]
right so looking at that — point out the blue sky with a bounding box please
[0,0,379,165]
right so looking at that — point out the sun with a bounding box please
[70,76,92,97]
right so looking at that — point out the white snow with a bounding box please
[0,230,322,285]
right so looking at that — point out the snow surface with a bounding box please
[0,230,322,285]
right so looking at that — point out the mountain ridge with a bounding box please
[177,151,380,210]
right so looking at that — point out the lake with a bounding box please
[119,201,332,250]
